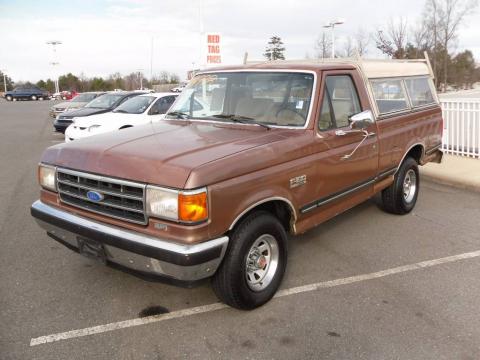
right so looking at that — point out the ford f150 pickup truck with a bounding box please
[31,59,443,309]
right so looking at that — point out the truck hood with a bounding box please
[41,120,290,188]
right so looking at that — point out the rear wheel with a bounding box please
[31,95,38,101]
[212,211,288,310]
[379,157,419,214]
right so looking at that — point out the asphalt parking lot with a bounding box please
[1,100,480,359]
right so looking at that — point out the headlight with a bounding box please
[38,164,57,192]
[88,125,101,132]
[146,186,208,223]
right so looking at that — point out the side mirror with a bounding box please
[349,110,374,130]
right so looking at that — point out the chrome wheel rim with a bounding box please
[245,234,279,292]
[403,169,417,203]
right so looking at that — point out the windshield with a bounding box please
[85,93,125,109]
[72,93,98,103]
[113,96,155,114]
[166,72,314,127]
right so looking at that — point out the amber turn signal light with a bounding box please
[178,191,208,223]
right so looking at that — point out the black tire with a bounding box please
[31,95,38,101]
[5,95,12,101]
[212,211,288,310]
[379,157,419,214]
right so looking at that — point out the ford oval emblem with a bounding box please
[86,190,104,202]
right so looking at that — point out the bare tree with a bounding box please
[354,28,370,56]
[375,17,408,58]
[424,0,478,90]
[314,32,331,59]
[341,37,355,57]
[411,21,433,58]
[439,0,477,90]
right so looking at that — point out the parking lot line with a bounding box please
[30,249,480,347]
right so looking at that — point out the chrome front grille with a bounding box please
[57,168,147,224]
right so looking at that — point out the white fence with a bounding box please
[441,99,480,158]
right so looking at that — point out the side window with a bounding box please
[370,79,409,114]
[151,96,176,115]
[318,75,361,131]
[404,77,435,107]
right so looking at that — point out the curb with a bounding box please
[420,170,480,193]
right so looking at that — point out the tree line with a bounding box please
[0,71,180,93]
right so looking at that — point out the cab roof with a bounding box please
[201,57,433,79]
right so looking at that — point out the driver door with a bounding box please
[303,70,378,216]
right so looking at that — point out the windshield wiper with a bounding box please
[166,111,190,119]
[211,114,270,130]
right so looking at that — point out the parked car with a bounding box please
[31,59,443,309]
[49,92,105,118]
[170,83,187,92]
[65,93,178,141]
[60,90,78,100]
[4,85,50,101]
[53,91,147,133]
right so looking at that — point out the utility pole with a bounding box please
[46,40,62,94]
[150,36,154,82]
[323,19,345,58]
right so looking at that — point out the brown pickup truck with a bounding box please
[31,59,443,309]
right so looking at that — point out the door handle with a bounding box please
[340,130,376,160]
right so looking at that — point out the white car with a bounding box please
[65,93,177,142]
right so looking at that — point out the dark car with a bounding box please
[5,85,50,101]
[53,91,147,133]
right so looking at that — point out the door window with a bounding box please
[318,75,361,131]
[151,96,177,115]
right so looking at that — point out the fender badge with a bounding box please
[290,175,307,188]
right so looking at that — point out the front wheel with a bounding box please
[379,157,419,214]
[5,95,12,101]
[31,95,38,101]
[212,211,288,310]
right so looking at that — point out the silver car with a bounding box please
[49,92,105,118]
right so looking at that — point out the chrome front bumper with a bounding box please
[31,200,229,283]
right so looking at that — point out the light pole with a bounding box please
[136,69,144,90]
[323,19,345,58]
[46,40,62,94]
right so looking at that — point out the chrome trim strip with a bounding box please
[229,196,297,231]
[300,179,375,214]
[394,143,425,175]
[32,200,228,258]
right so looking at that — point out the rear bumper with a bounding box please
[31,200,229,283]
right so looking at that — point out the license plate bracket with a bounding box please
[77,237,106,264]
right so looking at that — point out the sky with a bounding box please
[0,0,479,83]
